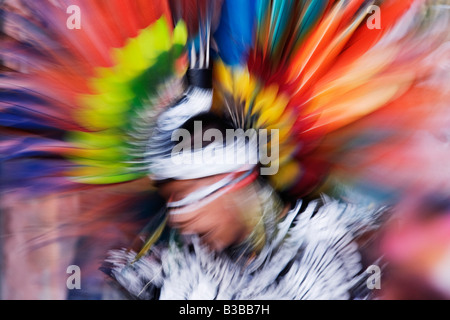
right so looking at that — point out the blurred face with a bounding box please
[158,174,258,251]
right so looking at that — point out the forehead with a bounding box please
[158,173,229,200]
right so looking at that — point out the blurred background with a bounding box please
[1,0,450,300]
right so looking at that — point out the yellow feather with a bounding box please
[256,93,289,127]
[133,217,168,263]
[269,160,301,190]
[215,60,234,94]
[266,110,296,145]
[252,84,279,116]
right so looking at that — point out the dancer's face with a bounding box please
[159,174,255,251]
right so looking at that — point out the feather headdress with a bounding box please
[1,0,448,198]
[1,0,449,299]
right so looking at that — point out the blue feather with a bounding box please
[0,90,71,130]
[214,0,257,66]
[256,0,269,28]
[0,136,59,159]
[0,159,75,193]
[297,0,328,44]
[269,0,293,51]
[0,112,59,131]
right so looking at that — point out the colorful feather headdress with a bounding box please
[0,0,449,202]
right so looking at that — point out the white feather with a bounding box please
[106,198,383,300]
